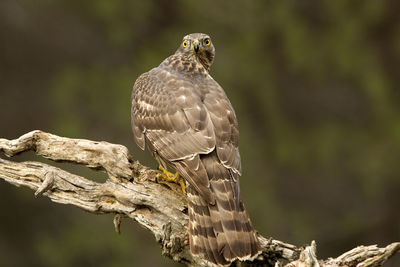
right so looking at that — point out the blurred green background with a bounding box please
[1,0,399,266]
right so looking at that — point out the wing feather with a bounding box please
[201,79,242,175]
[131,67,217,201]
[132,68,216,160]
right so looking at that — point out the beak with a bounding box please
[193,40,199,52]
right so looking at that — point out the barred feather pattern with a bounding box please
[187,151,260,265]
[131,33,261,265]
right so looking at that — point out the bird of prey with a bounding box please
[131,33,261,265]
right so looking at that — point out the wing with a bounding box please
[202,78,241,176]
[131,67,217,202]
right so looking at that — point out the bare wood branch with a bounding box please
[0,130,398,267]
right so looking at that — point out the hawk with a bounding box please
[131,33,261,265]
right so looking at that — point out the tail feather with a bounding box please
[184,151,261,265]
[188,189,229,265]
[214,178,259,259]
[187,185,261,266]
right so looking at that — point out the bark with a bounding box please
[0,130,398,267]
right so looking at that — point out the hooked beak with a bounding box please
[193,40,199,52]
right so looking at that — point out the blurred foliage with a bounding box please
[1,0,400,266]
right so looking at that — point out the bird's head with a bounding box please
[176,33,215,71]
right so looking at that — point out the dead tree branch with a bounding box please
[0,130,398,266]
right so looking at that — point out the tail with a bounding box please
[187,180,261,265]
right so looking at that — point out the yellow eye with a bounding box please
[204,39,210,46]
[182,41,188,47]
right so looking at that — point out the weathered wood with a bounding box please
[0,130,398,267]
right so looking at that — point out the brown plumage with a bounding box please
[131,33,261,266]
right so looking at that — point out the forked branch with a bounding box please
[0,131,398,266]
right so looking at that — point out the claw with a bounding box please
[156,165,186,194]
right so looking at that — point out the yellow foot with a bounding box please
[156,165,186,194]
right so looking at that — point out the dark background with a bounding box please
[1,1,399,266]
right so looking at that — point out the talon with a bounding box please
[178,177,186,194]
[156,165,186,194]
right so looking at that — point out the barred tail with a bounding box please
[187,181,260,266]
